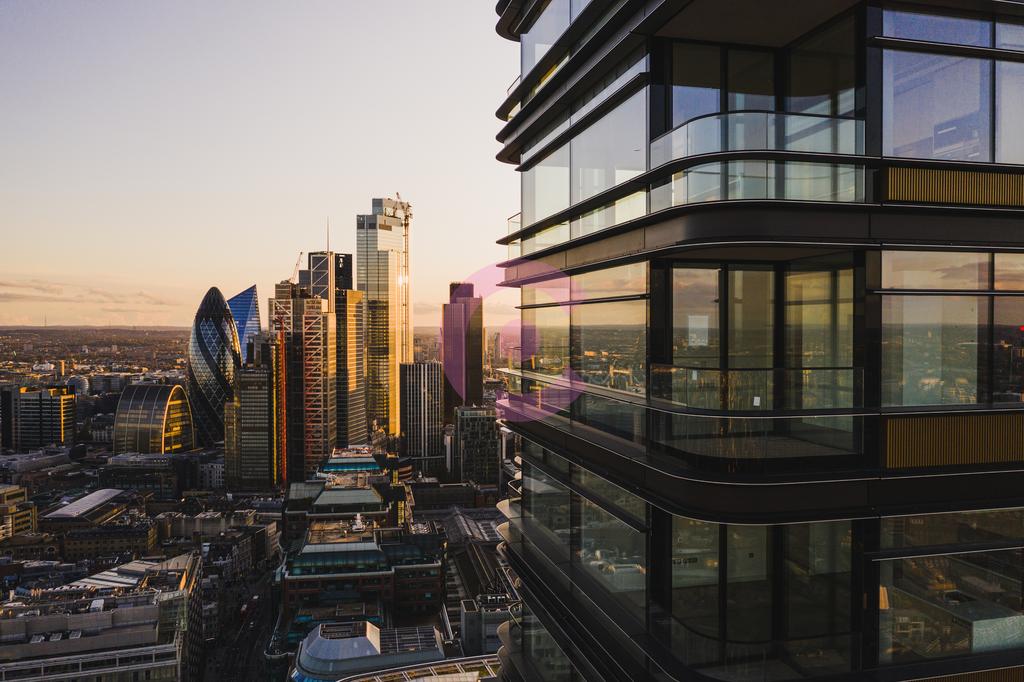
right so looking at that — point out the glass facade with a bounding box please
[498,4,1024,680]
[227,284,261,360]
[113,383,195,454]
[187,286,241,446]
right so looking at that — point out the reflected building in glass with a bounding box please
[492,2,1024,681]
[357,197,412,437]
[113,383,194,454]
[186,287,241,447]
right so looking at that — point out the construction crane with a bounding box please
[290,251,304,284]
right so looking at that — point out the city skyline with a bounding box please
[0,0,519,328]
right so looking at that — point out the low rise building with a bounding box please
[289,622,445,682]
[0,484,36,539]
[61,515,157,562]
[0,553,203,682]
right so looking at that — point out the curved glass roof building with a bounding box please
[113,383,194,454]
[187,287,241,446]
[228,284,261,359]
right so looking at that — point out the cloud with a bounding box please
[0,280,178,308]
[0,280,65,295]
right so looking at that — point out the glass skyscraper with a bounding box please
[186,286,240,447]
[227,284,261,361]
[357,197,412,437]
[399,360,444,475]
[493,2,1024,681]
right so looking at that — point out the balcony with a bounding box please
[650,111,865,169]
[498,369,866,477]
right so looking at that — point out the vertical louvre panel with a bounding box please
[886,167,1024,207]
[886,413,1024,469]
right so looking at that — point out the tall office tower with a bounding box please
[186,287,241,446]
[492,2,1024,681]
[357,197,412,436]
[304,252,367,446]
[113,384,194,454]
[227,285,261,362]
[269,280,336,481]
[442,282,484,422]
[337,288,368,446]
[453,406,498,485]
[399,361,444,474]
[0,386,75,451]
[225,336,281,491]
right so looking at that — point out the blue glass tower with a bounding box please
[187,287,241,447]
[228,285,261,360]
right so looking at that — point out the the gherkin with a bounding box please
[187,287,241,446]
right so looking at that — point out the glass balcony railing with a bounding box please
[650,364,862,412]
[497,369,865,474]
[507,212,521,235]
[650,111,865,168]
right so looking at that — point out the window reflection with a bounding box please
[522,305,570,377]
[995,253,1024,291]
[570,90,646,204]
[671,44,721,129]
[572,467,645,519]
[993,297,1024,403]
[883,51,991,162]
[728,269,773,369]
[673,268,721,369]
[520,602,581,681]
[523,463,572,559]
[572,300,646,393]
[879,549,1024,664]
[577,496,646,620]
[788,16,856,117]
[882,295,987,407]
[882,10,992,47]
[521,0,571,76]
[997,61,1024,164]
[522,144,569,226]
[882,251,990,290]
[571,263,647,301]
[882,508,1024,549]
[727,49,774,112]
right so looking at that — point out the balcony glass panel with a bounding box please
[881,251,990,290]
[883,50,992,162]
[570,191,645,240]
[878,548,1024,664]
[651,112,864,168]
[786,268,854,369]
[883,10,992,47]
[522,222,570,255]
[522,277,570,306]
[881,508,1024,550]
[881,295,987,407]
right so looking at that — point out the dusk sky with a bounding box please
[0,1,520,328]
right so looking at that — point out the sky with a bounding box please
[0,0,521,329]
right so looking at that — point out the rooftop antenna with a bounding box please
[326,216,330,253]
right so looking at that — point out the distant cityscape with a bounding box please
[0,197,522,681]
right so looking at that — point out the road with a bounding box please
[202,570,275,682]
